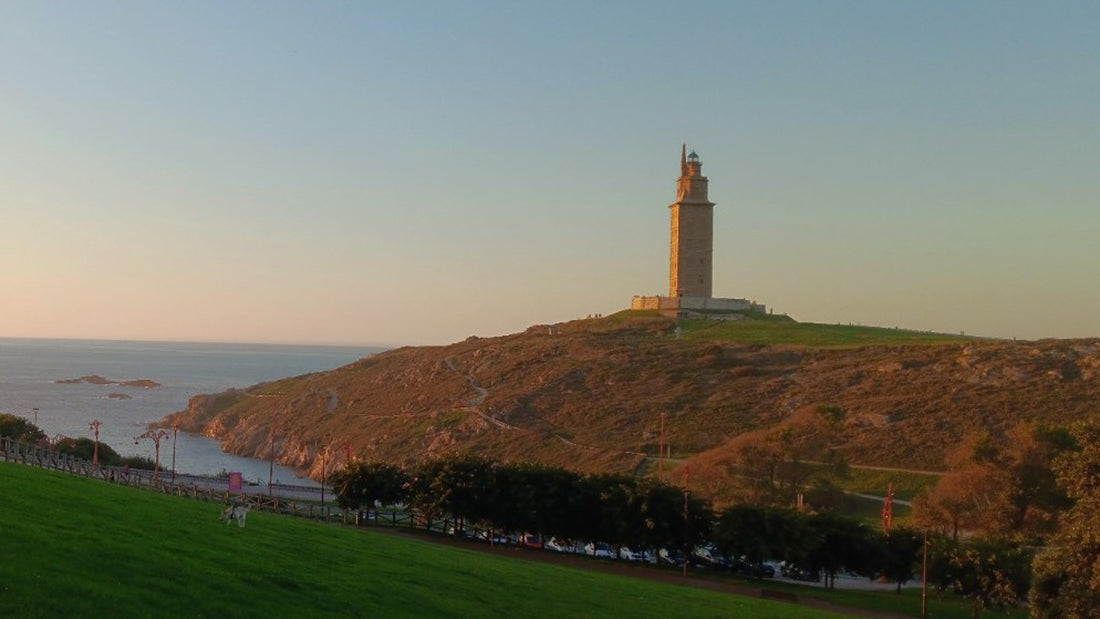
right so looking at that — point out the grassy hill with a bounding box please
[0,462,847,618]
[607,310,976,348]
[158,312,1099,505]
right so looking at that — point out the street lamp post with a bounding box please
[170,424,179,483]
[921,529,929,619]
[320,444,327,509]
[134,429,170,483]
[658,413,667,482]
[89,420,102,465]
[268,431,276,495]
[682,465,691,578]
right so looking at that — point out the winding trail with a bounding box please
[443,358,518,431]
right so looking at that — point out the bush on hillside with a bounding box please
[0,414,47,444]
[120,455,157,471]
[53,437,123,466]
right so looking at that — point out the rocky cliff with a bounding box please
[158,314,1100,490]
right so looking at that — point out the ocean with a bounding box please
[0,337,384,485]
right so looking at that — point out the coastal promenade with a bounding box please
[0,435,332,505]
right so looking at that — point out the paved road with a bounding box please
[134,469,331,502]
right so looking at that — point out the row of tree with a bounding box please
[332,420,1100,615]
[332,456,712,557]
[332,454,937,590]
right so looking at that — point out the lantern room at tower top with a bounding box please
[630,145,766,319]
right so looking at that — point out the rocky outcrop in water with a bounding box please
[57,375,161,388]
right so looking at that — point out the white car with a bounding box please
[584,542,614,558]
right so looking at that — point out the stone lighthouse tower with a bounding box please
[668,144,715,298]
[630,145,764,316]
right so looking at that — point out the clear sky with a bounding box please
[2,1,1097,346]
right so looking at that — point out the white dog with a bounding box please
[220,503,251,528]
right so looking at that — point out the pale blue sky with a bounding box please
[2,1,1097,345]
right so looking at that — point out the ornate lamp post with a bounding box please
[170,424,179,483]
[89,419,102,465]
[134,429,170,483]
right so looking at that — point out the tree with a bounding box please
[929,537,1031,617]
[330,461,408,515]
[635,480,711,556]
[874,528,924,594]
[1029,421,1100,617]
[589,474,645,555]
[712,505,812,570]
[406,453,493,533]
[0,414,46,444]
[53,437,122,466]
[802,512,877,589]
[120,455,157,470]
[912,431,1014,540]
[1000,422,1073,537]
[914,424,1074,542]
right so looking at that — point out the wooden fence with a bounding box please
[0,434,447,533]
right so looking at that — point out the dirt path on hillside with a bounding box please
[444,358,653,473]
[370,526,907,618]
[443,358,519,431]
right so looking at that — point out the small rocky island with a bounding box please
[107,393,133,400]
[56,375,161,389]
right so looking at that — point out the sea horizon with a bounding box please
[0,333,398,350]
[1,337,386,483]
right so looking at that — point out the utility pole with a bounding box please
[658,413,666,482]
[682,465,690,578]
[882,482,895,535]
[88,419,101,465]
[921,529,929,619]
[268,431,276,495]
[320,443,327,509]
[170,424,179,483]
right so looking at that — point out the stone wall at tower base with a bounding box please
[630,295,766,315]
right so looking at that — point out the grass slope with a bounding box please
[1,463,844,619]
[605,310,974,347]
[677,318,973,348]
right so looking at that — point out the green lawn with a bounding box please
[1,462,845,618]
[602,310,977,348]
[677,318,974,348]
[840,467,942,502]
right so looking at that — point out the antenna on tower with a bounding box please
[680,143,687,176]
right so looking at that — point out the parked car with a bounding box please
[779,562,820,582]
[619,547,653,562]
[659,548,710,569]
[732,559,776,578]
[545,537,577,553]
[658,548,683,566]
[693,545,734,570]
[584,542,614,558]
[519,533,543,549]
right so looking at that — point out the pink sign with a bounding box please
[228,471,243,492]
